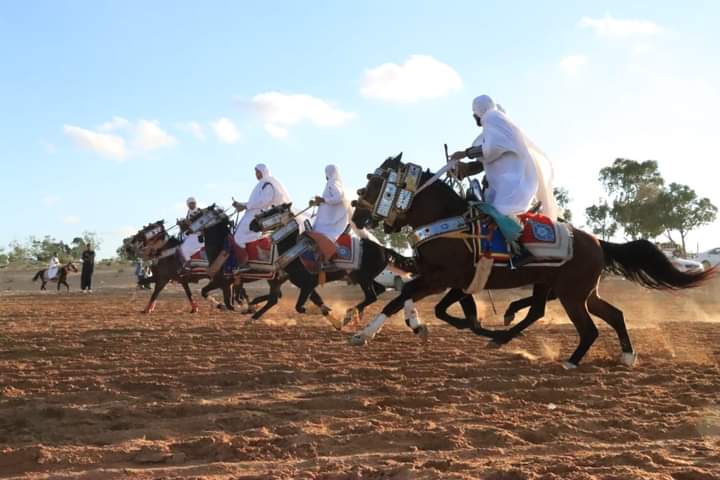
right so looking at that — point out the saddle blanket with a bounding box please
[300,233,363,273]
[221,235,277,278]
[480,213,573,267]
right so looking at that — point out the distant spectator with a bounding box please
[81,244,95,293]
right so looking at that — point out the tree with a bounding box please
[370,227,412,252]
[599,159,666,240]
[658,183,717,255]
[553,187,573,222]
[70,231,102,258]
[585,202,618,241]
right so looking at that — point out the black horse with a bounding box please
[123,221,231,313]
[249,203,417,326]
[32,262,79,291]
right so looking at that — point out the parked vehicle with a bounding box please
[696,247,720,270]
[665,253,705,274]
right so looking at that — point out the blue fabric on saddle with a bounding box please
[222,236,238,274]
[474,202,523,244]
[481,223,512,260]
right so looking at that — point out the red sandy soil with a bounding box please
[0,272,719,479]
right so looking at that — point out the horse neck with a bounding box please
[406,181,467,228]
[203,222,229,261]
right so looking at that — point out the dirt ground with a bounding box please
[1,267,719,479]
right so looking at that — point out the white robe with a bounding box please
[313,165,351,241]
[180,207,204,261]
[47,256,59,280]
[472,109,558,220]
[234,164,292,247]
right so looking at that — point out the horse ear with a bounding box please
[395,152,403,162]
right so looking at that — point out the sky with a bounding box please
[2,1,719,259]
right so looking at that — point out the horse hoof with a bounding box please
[296,307,306,314]
[320,305,332,317]
[562,361,578,370]
[621,352,638,367]
[349,334,367,346]
[413,325,429,341]
[503,313,515,326]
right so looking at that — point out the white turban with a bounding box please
[186,196,196,205]
[472,95,507,119]
[255,163,270,179]
[325,164,340,181]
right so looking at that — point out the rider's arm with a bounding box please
[458,160,484,179]
[464,145,483,159]
[246,183,275,210]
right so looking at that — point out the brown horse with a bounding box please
[32,262,79,291]
[350,153,715,368]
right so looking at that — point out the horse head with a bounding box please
[182,204,228,234]
[249,202,294,233]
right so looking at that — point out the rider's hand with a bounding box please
[233,201,247,212]
[314,196,325,205]
[450,151,467,161]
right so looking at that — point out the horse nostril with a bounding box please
[351,200,357,207]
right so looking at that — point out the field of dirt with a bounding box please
[1,269,719,479]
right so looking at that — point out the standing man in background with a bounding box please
[81,244,95,293]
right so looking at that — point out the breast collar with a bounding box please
[364,162,424,228]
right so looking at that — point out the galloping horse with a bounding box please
[350,153,714,368]
[123,221,231,313]
[32,262,78,291]
[249,203,419,324]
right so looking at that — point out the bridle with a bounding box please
[357,162,425,229]
[182,205,229,234]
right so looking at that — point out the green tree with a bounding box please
[599,159,666,240]
[553,187,573,222]
[370,227,412,252]
[585,201,618,241]
[70,231,102,258]
[658,183,717,255]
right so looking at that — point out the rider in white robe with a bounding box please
[451,95,558,220]
[233,164,292,247]
[312,165,351,242]
[47,254,60,280]
[180,197,204,262]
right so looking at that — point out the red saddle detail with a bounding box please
[305,232,338,262]
[246,236,272,262]
[336,233,352,251]
[518,212,556,244]
[190,249,206,261]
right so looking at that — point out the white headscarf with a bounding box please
[471,95,558,220]
[248,163,291,208]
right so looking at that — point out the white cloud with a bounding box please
[360,54,463,102]
[63,125,127,159]
[63,215,81,225]
[264,123,289,139]
[133,120,176,151]
[246,92,355,137]
[65,118,176,158]
[560,55,589,75]
[178,121,207,141]
[97,116,130,132]
[211,117,241,144]
[43,195,61,207]
[579,16,663,38]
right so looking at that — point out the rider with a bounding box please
[179,196,204,268]
[47,253,60,280]
[311,164,352,242]
[449,95,558,266]
[233,164,292,266]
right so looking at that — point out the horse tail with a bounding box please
[600,239,715,290]
[384,248,418,275]
[32,270,43,282]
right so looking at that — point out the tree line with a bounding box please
[0,232,101,266]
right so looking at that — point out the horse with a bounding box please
[251,203,480,328]
[32,262,79,291]
[349,153,715,368]
[183,205,338,322]
[123,221,231,313]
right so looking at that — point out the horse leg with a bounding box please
[251,280,281,320]
[181,282,198,313]
[434,288,473,330]
[587,290,636,367]
[343,280,382,328]
[558,295,599,368]
[221,280,234,311]
[143,278,168,314]
[490,284,553,346]
[350,276,443,345]
[295,283,317,314]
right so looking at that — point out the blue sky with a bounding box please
[2,1,719,258]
